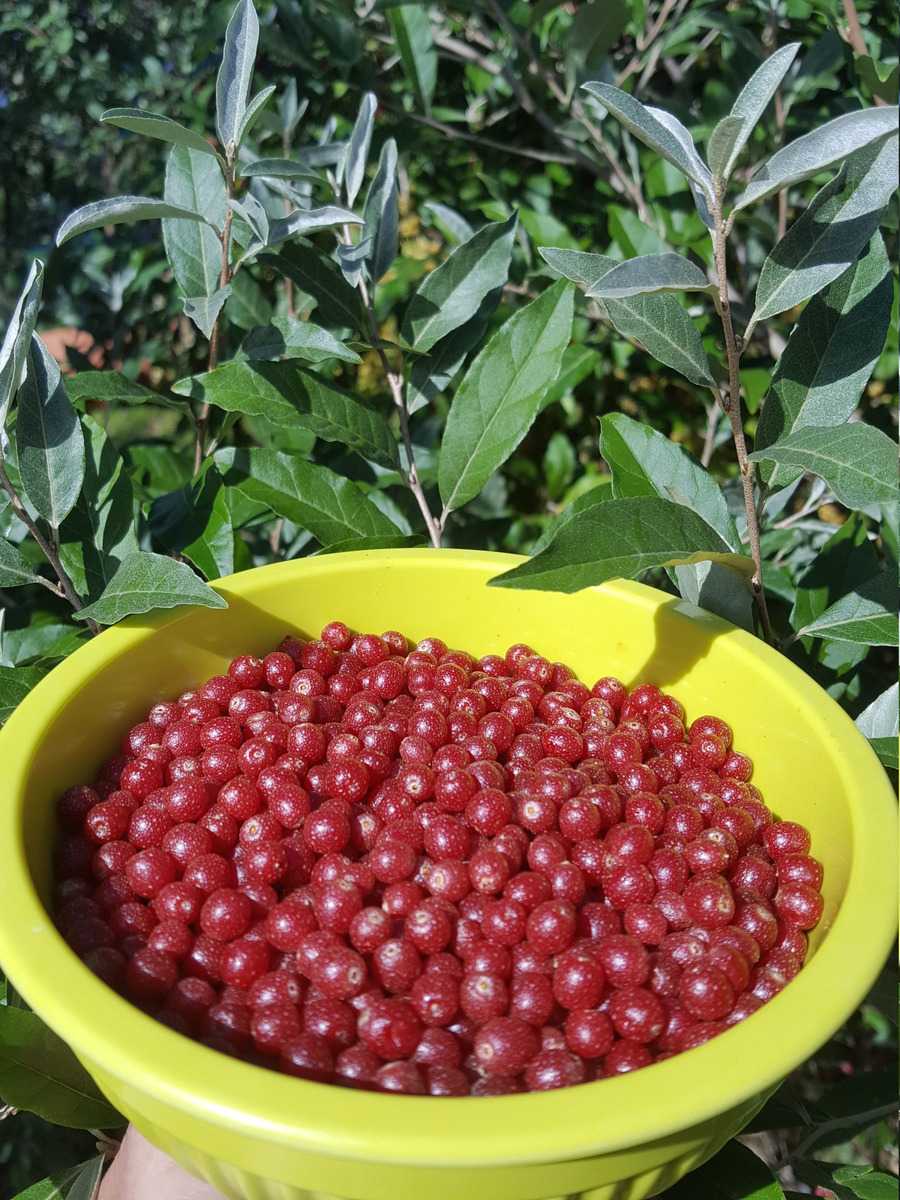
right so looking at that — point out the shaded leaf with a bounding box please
[316,534,428,554]
[664,1140,785,1199]
[491,497,750,593]
[17,338,85,528]
[343,92,376,208]
[237,159,324,183]
[750,424,899,508]
[55,196,210,246]
[439,280,574,513]
[675,561,754,630]
[753,135,898,320]
[100,107,218,157]
[755,236,892,484]
[183,286,232,339]
[216,0,259,153]
[421,202,473,245]
[733,105,898,212]
[268,205,363,245]
[0,666,47,724]
[600,412,738,546]
[0,623,84,667]
[790,515,881,642]
[540,248,714,387]
[176,360,398,467]
[587,252,713,299]
[216,447,400,544]
[337,237,374,288]
[75,552,226,625]
[568,0,630,64]
[718,43,801,178]
[407,286,503,415]
[227,268,273,330]
[229,194,268,247]
[796,569,897,646]
[0,260,43,428]
[182,473,238,580]
[162,147,227,297]
[402,214,517,352]
[65,371,177,409]
[0,538,41,588]
[364,138,399,282]
[241,317,361,364]
[388,5,438,114]
[0,1007,121,1128]
[262,244,364,330]
[544,433,576,501]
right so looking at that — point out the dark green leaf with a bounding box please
[227,268,273,330]
[17,338,85,528]
[718,43,801,179]
[600,412,738,546]
[568,0,630,64]
[0,623,84,667]
[539,248,714,387]
[75,552,226,625]
[750,424,899,508]
[543,433,576,501]
[675,561,754,629]
[55,196,210,246]
[216,447,401,544]
[263,244,364,331]
[364,138,399,282]
[175,360,397,467]
[184,287,232,340]
[407,286,502,415]
[664,1140,785,1198]
[402,215,517,352]
[237,159,324,183]
[796,568,898,646]
[66,371,178,409]
[0,666,47,724]
[733,105,898,212]
[0,1007,121,1128]
[0,260,43,428]
[216,0,259,152]
[755,236,892,485]
[491,497,750,593]
[100,107,218,157]
[753,135,898,320]
[587,252,713,300]
[241,317,361,364]
[0,538,41,588]
[868,737,899,771]
[11,1155,106,1200]
[790,515,881,640]
[182,474,238,580]
[58,415,138,602]
[439,280,574,513]
[832,1167,899,1200]
[162,146,227,297]
[316,534,428,554]
[388,5,438,114]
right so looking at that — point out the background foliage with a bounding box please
[0,0,897,1197]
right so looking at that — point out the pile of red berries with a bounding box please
[54,624,824,1097]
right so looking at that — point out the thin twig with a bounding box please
[776,1102,898,1169]
[701,403,720,468]
[841,0,888,104]
[194,163,235,475]
[711,189,773,642]
[0,460,85,616]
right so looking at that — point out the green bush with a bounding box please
[0,2,896,1197]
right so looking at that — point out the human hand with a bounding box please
[98,1127,227,1200]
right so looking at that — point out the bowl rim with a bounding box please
[0,549,895,1168]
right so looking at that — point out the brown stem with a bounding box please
[711,191,773,642]
[194,165,235,475]
[841,0,888,104]
[0,460,93,625]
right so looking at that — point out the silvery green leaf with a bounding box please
[795,568,897,646]
[675,561,754,630]
[422,202,474,245]
[439,281,574,513]
[279,79,308,142]
[752,135,898,320]
[337,237,374,288]
[100,108,218,157]
[402,214,517,352]
[584,84,713,191]
[267,206,363,245]
[644,105,715,225]
[388,5,438,115]
[539,248,715,388]
[236,84,275,148]
[0,259,43,428]
[55,196,212,246]
[228,194,269,245]
[183,286,232,339]
[707,115,746,181]
[162,147,227,295]
[587,252,714,300]
[750,423,899,509]
[342,92,377,209]
[238,159,325,183]
[241,317,361,365]
[756,236,892,484]
[733,105,898,212]
[216,0,259,154]
[0,538,41,588]
[75,551,226,625]
[16,338,85,528]
[299,141,346,168]
[363,138,399,282]
[856,683,899,739]
[718,43,802,179]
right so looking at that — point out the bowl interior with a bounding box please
[4,550,895,1167]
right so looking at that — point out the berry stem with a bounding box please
[711,188,773,644]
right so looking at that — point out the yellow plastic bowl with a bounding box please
[0,551,895,1200]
